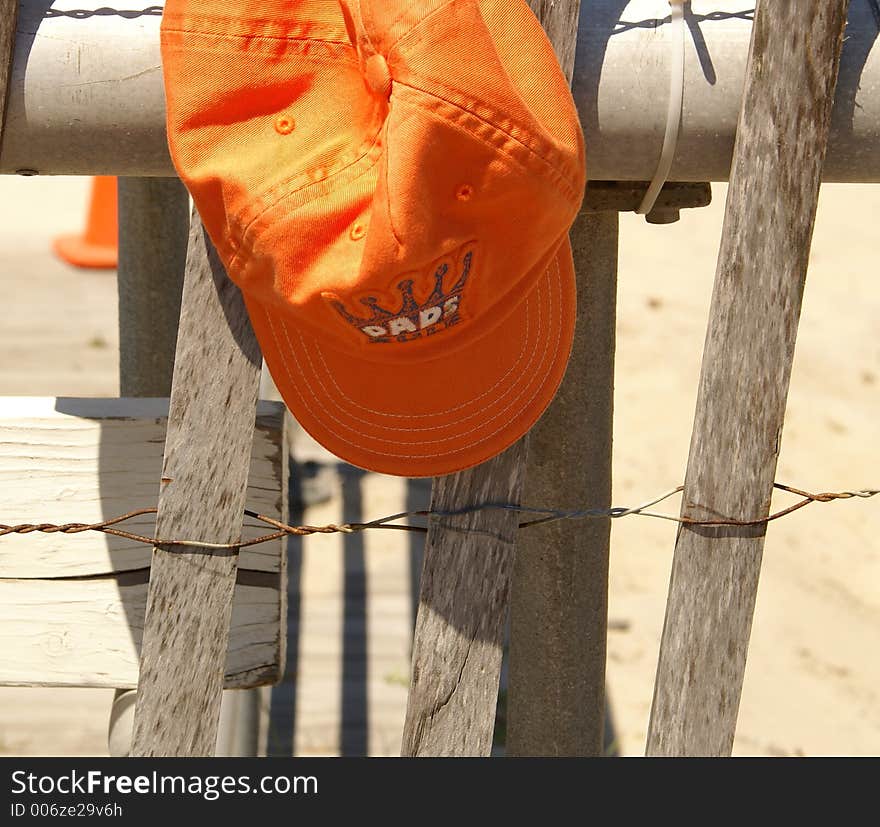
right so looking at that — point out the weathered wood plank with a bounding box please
[0,398,286,691]
[130,208,264,757]
[117,177,190,396]
[0,0,18,147]
[0,397,285,578]
[508,210,617,756]
[401,0,584,758]
[401,444,527,756]
[114,177,243,756]
[646,0,850,756]
[0,577,281,690]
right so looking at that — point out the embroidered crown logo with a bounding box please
[331,250,473,344]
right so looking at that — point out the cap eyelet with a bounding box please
[350,222,367,241]
[274,116,295,135]
[456,184,474,201]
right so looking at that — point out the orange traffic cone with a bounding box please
[52,176,118,269]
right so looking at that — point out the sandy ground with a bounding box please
[0,176,877,757]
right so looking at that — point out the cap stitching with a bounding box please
[356,0,380,58]
[312,290,531,419]
[396,79,582,201]
[160,27,358,54]
[296,296,531,431]
[267,257,560,457]
[392,84,581,203]
[261,258,562,456]
[160,15,352,44]
[383,0,459,57]
[381,114,403,247]
[273,287,542,441]
[400,55,575,192]
[228,131,384,272]
[391,91,556,185]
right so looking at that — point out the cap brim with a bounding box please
[248,241,576,478]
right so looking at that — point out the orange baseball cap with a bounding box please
[160,0,585,477]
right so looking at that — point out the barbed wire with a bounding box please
[44,7,164,19]
[0,483,875,553]
[613,9,754,35]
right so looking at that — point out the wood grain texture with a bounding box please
[646,0,850,756]
[131,208,264,757]
[0,397,286,691]
[401,0,583,757]
[0,398,285,578]
[0,0,18,147]
[0,577,281,690]
[508,211,617,756]
[117,178,190,397]
[401,444,527,756]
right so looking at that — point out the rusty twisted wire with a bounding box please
[0,483,875,553]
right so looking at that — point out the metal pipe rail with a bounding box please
[1,1,878,180]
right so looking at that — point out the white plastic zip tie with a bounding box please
[636,0,687,216]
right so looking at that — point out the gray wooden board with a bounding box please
[0,397,286,690]
[0,577,281,690]
[401,443,527,756]
[131,208,266,757]
[646,0,851,756]
[0,397,285,578]
[117,177,191,397]
[401,0,585,757]
[508,210,617,756]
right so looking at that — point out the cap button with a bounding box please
[364,53,392,100]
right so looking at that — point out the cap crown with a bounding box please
[161,0,585,361]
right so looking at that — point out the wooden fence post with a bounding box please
[646,0,850,756]
[109,177,189,756]
[401,0,584,758]
[401,443,528,756]
[507,208,617,756]
[116,181,268,757]
[116,177,190,396]
[130,208,263,756]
